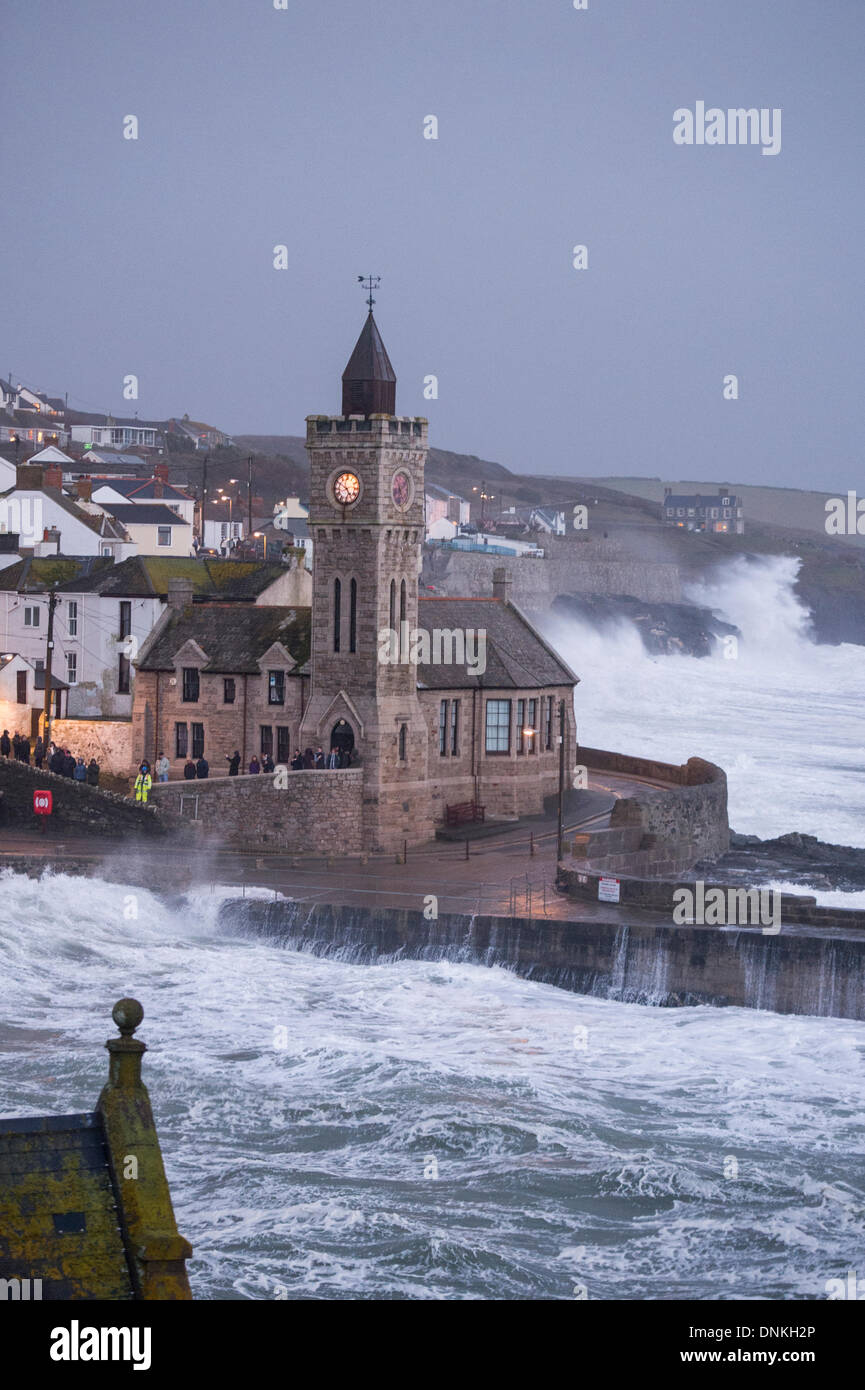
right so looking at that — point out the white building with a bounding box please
[424,483,470,530]
[0,463,133,558]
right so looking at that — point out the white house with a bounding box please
[0,463,133,558]
[98,504,192,557]
[0,651,68,735]
[424,483,470,529]
[90,477,195,527]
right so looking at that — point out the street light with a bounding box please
[253,531,267,559]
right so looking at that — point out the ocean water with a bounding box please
[2,555,864,1301]
[547,555,865,848]
[0,873,863,1301]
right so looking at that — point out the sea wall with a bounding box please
[0,756,182,838]
[423,536,682,607]
[573,749,729,874]
[148,768,364,853]
[218,898,865,1021]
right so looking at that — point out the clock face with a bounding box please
[392,471,411,508]
[333,471,360,506]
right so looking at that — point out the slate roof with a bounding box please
[0,483,106,535]
[103,504,190,528]
[93,478,192,502]
[664,493,740,508]
[137,603,311,673]
[416,597,579,690]
[54,555,290,600]
[342,312,397,387]
[0,556,113,592]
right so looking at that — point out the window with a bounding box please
[349,578,357,653]
[516,698,526,754]
[66,652,77,685]
[399,579,407,625]
[333,578,341,652]
[102,546,112,558]
[268,670,285,705]
[260,725,273,757]
[16,671,27,704]
[389,578,396,630]
[119,601,131,640]
[118,653,130,694]
[526,698,537,753]
[277,727,290,764]
[157,526,172,547]
[545,696,553,751]
[67,601,78,637]
[182,667,199,702]
[191,723,205,759]
[398,723,407,761]
[485,699,511,754]
[223,678,235,704]
[24,606,40,627]
[439,700,448,755]
[450,699,459,756]
[175,722,188,758]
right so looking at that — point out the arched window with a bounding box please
[399,578,407,625]
[389,578,396,630]
[349,578,357,653]
[398,723,407,761]
[333,578,341,652]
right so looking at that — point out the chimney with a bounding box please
[16,463,43,490]
[492,567,512,603]
[77,477,93,503]
[167,577,195,611]
[152,475,163,499]
[43,463,63,488]
[154,462,169,484]
[719,484,730,496]
[43,526,61,554]
[664,486,672,496]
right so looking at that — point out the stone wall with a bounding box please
[148,767,364,853]
[571,748,729,875]
[51,718,133,777]
[0,756,183,838]
[424,535,682,610]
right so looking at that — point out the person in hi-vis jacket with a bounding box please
[134,762,152,804]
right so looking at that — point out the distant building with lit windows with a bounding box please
[662,485,744,535]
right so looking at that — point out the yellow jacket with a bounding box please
[134,772,152,802]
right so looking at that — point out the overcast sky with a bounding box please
[3,0,863,489]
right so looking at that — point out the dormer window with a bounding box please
[182,667,199,702]
[268,670,285,705]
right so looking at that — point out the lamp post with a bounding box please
[556,699,565,863]
[253,531,267,560]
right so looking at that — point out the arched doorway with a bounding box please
[331,719,355,759]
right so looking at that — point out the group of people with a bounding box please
[1,729,100,785]
[291,746,354,771]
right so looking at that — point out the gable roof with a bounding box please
[102,504,190,528]
[93,478,192,503]
[137,603,311,673]
[416,597,579,689]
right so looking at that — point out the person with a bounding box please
[183,758,197,780]
[86,758,100,787]
[33,736,44,769]
[63,749,75,778]
[339,746,351,769]
[11,732,20,760]
[303,747,315,770]
[73,757,87,782]
[134,762,152,804]
[314,747,324,770]
[195,755,209,779]
[262,752,274,774]
[18,734,30,765]
[50,745,66,775]
[155,752,170,783]
[290,750,304,771]
[248,755,261,775]
[0,729,10,758]
[327,746,339,770]
[226,750,241,776]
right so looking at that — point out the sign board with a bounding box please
[598,877,620,904]
[33,790,53,815]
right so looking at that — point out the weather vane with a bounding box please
[358,274,380,312]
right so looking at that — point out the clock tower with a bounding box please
[299,309,434,851]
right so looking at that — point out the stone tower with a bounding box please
[299,310,433,851]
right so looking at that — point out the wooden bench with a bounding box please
[445,801,486,827]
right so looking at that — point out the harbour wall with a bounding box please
[218,898,865,1022]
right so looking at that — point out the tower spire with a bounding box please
[342,279,396,416]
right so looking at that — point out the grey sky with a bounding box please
[3,0,863,489]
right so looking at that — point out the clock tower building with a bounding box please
[299,310,434,851]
